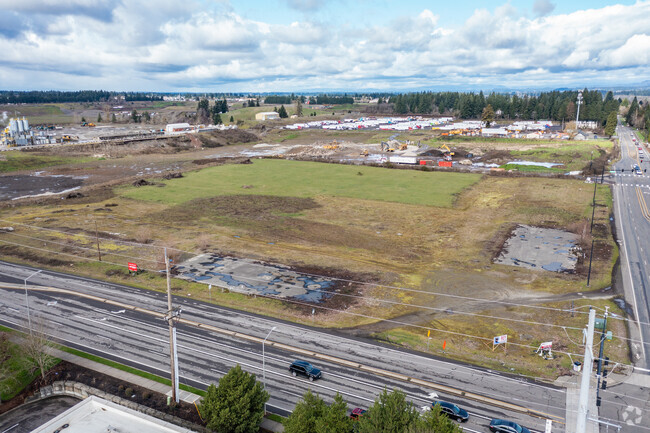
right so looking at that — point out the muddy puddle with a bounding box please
[0,174,85,201]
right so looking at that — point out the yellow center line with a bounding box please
[0,283,565,423]
[636,187,650,222]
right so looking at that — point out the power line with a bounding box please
[3,231,162,264]
[4,218,639,328]
[2,231,647,347]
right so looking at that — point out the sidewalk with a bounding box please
[47,347,284,432]
[555,374,598,433]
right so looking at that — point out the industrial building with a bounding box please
[255,111,280,121]
[1,116,56,147]
[165,123,192,134]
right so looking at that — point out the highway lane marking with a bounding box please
[615,181,648,363]
[0,261,566,396]
[0,263,563,402]
[635,186,650,222]
[80,312,442,409]
[82,309,561,424]
[0,283,565,423]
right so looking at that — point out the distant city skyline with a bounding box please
[0,0,648,92]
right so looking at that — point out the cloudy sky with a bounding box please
[0,0,648,92]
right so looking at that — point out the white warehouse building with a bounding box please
[255,112,280,121]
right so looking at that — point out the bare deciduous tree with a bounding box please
[23,319,57,380]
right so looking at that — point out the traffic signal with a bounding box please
[603,369,608,377]
[602,380,607,390]
[597,396,602,407]
[604,357,609,367]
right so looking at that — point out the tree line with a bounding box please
[625,96,650,138]
[389,89,621,124]
[0,90,167,104]
[196,98,229,124]
[264,94,354,105]
[198,364,461,433]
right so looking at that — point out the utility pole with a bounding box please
[576,308,596,433]
[94,219,102,262]
[596,306,609,406]
[163,248,181,404]
[576,91,583,126]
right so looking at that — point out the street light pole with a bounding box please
[24,269,42,335]
[262,326,276,414]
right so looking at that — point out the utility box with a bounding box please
[606,331,613,341]
[595,318,606,330]
[573,361,582,372]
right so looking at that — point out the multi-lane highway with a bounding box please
[0,261,565,433]
[611,124,650,369]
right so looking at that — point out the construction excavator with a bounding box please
[439,144,455,161]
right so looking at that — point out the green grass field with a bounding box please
[0,151,95,173]
[121,159,482,207]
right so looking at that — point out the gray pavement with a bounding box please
[0,262,565,432]
[0,396,80,433]
[175,253,335,301]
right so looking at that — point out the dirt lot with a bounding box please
[0,127,622,377]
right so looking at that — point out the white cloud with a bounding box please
[0,1,649,91]
[533,0,555,18]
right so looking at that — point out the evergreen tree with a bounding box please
[230,115,234,123]
[142,111,151,122]
[278,105,289,118]
[198,365,268,433]
[81,116,86,123]
[97,113,102,123]
[407,405,463,433]
[131,109,140,123]
[283,390,326,433]
[481,104,495,127]
[605,111,618,137]
[357,388,419,433]
[315,393,353,433]
[111,113,116,123]
[626,96,639,126]
[213,113,222,124]
[296,98,303,117]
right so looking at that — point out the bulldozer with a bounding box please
[360,149,369,157]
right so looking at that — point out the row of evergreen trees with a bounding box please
[197,98,229,124]
[264,94,354,105]
[199,364,461,433]
[389,89,620,124]
[625,96,650,138]
[0,90,166,104]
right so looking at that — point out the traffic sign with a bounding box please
[128,262,138,272]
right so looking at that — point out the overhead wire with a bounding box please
[2,228,649,348]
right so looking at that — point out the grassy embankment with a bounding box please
[0,150,95,173]
[0,158,619,377]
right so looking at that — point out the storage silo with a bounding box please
[22,117,29,131]
[9,118,17,136]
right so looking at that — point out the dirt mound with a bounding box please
[132,179,153,187]
[162,171,183,180]
[64,191,85,199]
[198,129,259,148]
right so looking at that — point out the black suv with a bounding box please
[289,360,322,381]
[431,400,469,422]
